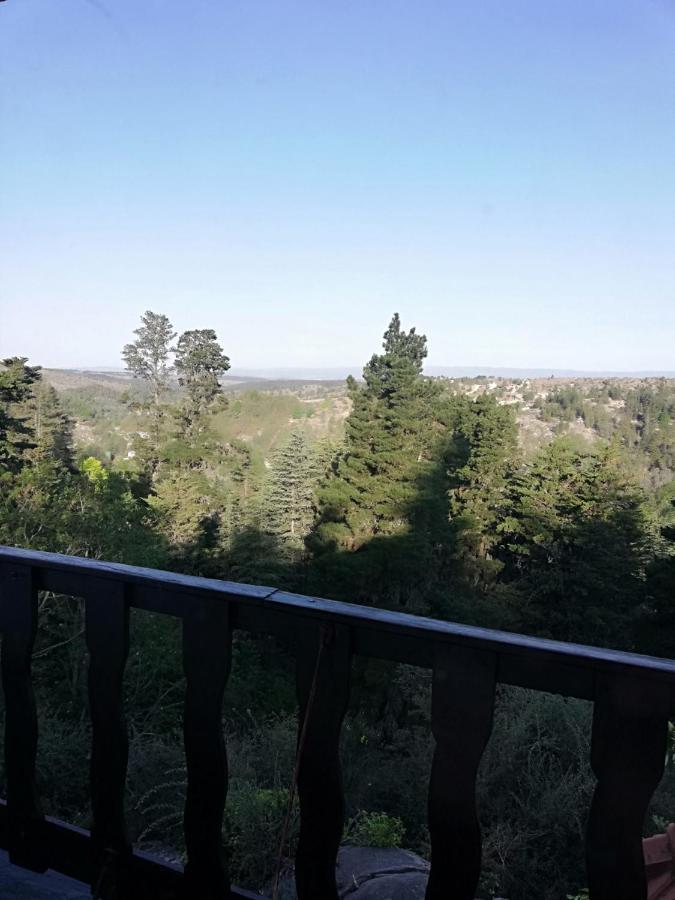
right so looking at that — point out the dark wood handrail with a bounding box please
[0,545,673,899]
[2,544,675,699]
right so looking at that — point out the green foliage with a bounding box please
[27,381,74,468]
[122,311,177,464]
[3,322,675,900]
[448,395,519,601]
[122,310,176,406]
[148,469,222,566]
[478,689,594,899]
[260,430,319,560]
[539,386,585,422]
[499,438,653,647]
[174,328,230,416]
[344,811,405,848]
[310,314,456,614]
[225,783,294,888]
[0,356,42,473]
[80,455,109,489]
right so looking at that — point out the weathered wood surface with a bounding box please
[86,580,131,897]
[0,563,46,873]
[182,597,231,900]
[586,675,669,900]
[426,645,496,900]
[295,623,351,900]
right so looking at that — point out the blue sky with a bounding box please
[1,0,674,372]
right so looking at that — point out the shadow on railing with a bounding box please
[0,545,673,899]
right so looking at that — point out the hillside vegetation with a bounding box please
[1,312,674,899]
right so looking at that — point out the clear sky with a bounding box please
[1,0,674,372]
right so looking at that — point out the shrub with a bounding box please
[345,810,405,848]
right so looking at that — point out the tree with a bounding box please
[448,395,520,594]
[262,430,317,559]
[148,469,224,574]
[309,314,455,613]
[0,357,42,474]
[174,328,230,432]
[122,311,177,463]
[641,478,675,656]
[27,381,74,469]
[122,311,176,407]
[499,438,653,648]
[362,312,428,396]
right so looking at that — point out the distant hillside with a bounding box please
[41,368,675,489]
[42,367,350,463]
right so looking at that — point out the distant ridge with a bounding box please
[54,365,675,382]
[232,366,675,380]
[426,366,675,379]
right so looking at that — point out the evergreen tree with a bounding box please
[314,315,441,547]
[642,478,675,656]
[0,357,42,474]
[262,430,317,558]
[310,314,454,613]
[148,469,223,572]
[499,438,653,648]
[27,381,74,469]
[448,395,520,592]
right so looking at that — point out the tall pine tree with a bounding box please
[309,314,454,613]
[262,430,317,558]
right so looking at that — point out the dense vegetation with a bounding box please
[1,312,674,899]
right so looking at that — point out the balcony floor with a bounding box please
[0,851,89,899]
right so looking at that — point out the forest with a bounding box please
[1,311,674,899]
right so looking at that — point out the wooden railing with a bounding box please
[0,546,674,899]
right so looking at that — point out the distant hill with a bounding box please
[48,365,675,383]
[227,365,675,379]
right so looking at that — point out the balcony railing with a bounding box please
[0,545,674,899]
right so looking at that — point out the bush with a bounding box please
[477,688,594,900]
[345,810,405,848]
[225,782,296,888]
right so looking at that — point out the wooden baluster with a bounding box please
[182,598,231,900]
[426,644,496,900]
[295,623,351,900]
[0,562,47,872]
[586,675,669,900]
[86,580,131,896]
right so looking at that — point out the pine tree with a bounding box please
[448,395,520,591]
[499,438,653,648]
[640,478,675,656]
[0,357,42,474]
[314,315,442,547]
[309,314,454,613]
[27,381,74,468]
[262,430,317,557]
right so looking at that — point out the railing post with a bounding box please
[586,674,669,900]
[0,562,47,872]
[182,597,231,900]
[86,579,131,896]
[426,644,496,900]
[294,622,351,900]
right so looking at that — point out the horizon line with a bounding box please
[42,364,675,379]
